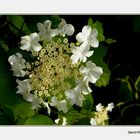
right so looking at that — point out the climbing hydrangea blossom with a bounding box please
[8,18,111,125]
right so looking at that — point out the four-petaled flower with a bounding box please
[16,79,32,95]
[80,61,103,84]
[20,32,42,52]
[37,20,59,41]
[50,96,68,113]
[106,103,114,112]
[16,79,42,109]
[58,19,75,37]
[8,53,26,77]
[76,25,99,48]
[65,85,85,107]
[96,103,104,112]
[70,42,94,64]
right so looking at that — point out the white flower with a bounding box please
[76,25,99,48]
[50,97,68,113]
[70,42,94,64]
[106,103,114,112]
[31,94,42,109]
[58,19,75,37]
[20,32,42,52]
[55,117,67,126]
[65,85,84,107]
[37,20,59,41]
[16,79,32,95]
[8,53,26,77]
[80,61,103,84]
[90,118,96,126]
[96,103,104,112]
[75,78,92,95]
[16,79,41,109]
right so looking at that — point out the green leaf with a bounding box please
[95,63,111,87]
[2,100,35,121]
[135,75,140,92]
[81,93,93,112]
[88,18,105,41]
[24,114,54,125]
[90,44,107,65]
[65,111,86,125]
[88,17,94,26]
[16,118,27,125]
[7,15,30,35]
[90,45,111,87]
[74,117,90,125]
[118,79,133,102]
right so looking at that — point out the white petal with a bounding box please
[90,28,98,38]
[21,35,30,43]
[23,93,34,102]
[89,73,98,83]
[51,29,60,37]
[44,20,51,29]
[37,23,44,32]
[81,80,92,95]
[71,46,79,54]
[85,50,94,57]
[80,56,87,63]
[106,103,114,112]
[20,44,30,51]
[58,100,68,113]
[31,98,41,109]
[90,38,99,48]
[50,96,58,106]
[65,89,75,105]
[82,25,92,37]
[96,103,104,112]
[79,66,88,74]
[55,118,60,124]
[90,118,96,125]
[32,43,42,52]
[76,93,84,107]
[76,32,85,43]
[86,61,95,68]
[62,117,67,125]
[70,54,80,64]
[58,19,66,28]
[30,33,39,42]
[64,24,75,36]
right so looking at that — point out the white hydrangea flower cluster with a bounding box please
[90,103,114,125]
[8,18,103,115]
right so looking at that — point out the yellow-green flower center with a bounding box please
[26,39,81,101]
